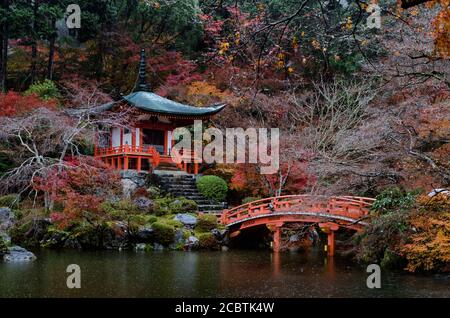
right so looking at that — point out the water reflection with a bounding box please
[0,249,448,298]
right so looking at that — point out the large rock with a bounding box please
[0,207,15,232]
[185,236,199,250]
[3,246,36,262]
[121,171,148,197]
[174,213,197,226]
[211,228,227,240]
[135,226,154,242]
[133,196,154,213]
[121,179,138,198]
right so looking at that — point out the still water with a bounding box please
[0,249,448,298]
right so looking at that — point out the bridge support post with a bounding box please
[319,223,339,257]
[268,223,283,253]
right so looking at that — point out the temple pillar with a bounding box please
[124,156,129,171]
[319,222,339,257]
[194,163,199,175]
[137,157,142,172]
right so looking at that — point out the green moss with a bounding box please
[153,197,173,216]
[169,197,198,213]
[101,199,140,219]
[152,221,175,246]
[197,232,219,250]
[147,186,161,199]
[0,236,9,254]
[196,214,218,233]
[196,175,228,202]
[0,194,20,208]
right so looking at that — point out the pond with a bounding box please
[0,249,448,298]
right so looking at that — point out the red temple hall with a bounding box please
[94,49,226,174]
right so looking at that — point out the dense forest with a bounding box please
[0,0,448,271]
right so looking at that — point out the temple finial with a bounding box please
[134,48,150,92]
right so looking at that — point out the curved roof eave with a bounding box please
[121,91,226,117]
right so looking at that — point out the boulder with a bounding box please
[135,226,154,242]
[154,243,164,251]
[211,228,227,240]
[174,213,197,226]
[185,236,199,250]
[3,246,36,262]
[133,196,154,213]
[121,179,138,198]
[289,234,300,242]
[63,237,82,249]
[0,207,15,232]
[135,243,147,251]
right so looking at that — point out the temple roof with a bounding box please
[120,91,226,117]
[101,48,226,119]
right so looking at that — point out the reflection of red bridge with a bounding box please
[221,195,375,256]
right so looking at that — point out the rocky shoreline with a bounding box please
[1,203,229,262]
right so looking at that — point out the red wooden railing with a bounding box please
[221,195,375,226]
[94,145,161,166]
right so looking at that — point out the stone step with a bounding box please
[198,204,225,210]
[165,184,197,189]
[159,175,195,180]
[160,180,196,184]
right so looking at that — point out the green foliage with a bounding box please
[25,79,61,100]
[0,194,20,208]
[153,196,174,216]
[147,186,161,199]
[147,215,158,224]
[153,196,198,215]
[371,188,419,214]
[151,221,175,246]
[242,197,262,205]
[100,199,140,219]
[0,236,9,254]
[196,175,228,202]
[0,152,15,177]
[196,214,218,233]
[197,232,219,250]
[169,197,198,213]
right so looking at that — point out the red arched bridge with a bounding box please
[220,195,375,256]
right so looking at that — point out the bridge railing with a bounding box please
[221,195,375,225]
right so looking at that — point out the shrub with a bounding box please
[169,197,198,213]
[25,79,61,100]
[146,215,158,224]
[0,194,20,208]
[242,197,262,205]
[147,186,161,199]
[152,221,175,246]
[371,187,418,214]
[153,196,173,216]
[197,233,219,250]
[0,236,9,255]
[196,175,228,202]
[101,199,140,219]
[196,214,218,232]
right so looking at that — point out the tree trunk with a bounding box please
[47,18,56,80]
[0,0,9,92]
[30,0,39,84]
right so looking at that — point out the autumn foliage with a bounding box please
[0,91,56,117]
[35,157,122,230]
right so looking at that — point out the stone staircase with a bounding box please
[154,171,226,214]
